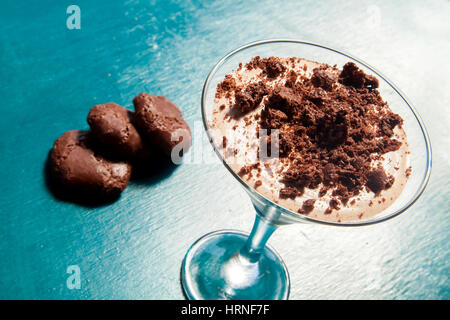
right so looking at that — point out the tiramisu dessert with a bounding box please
[210,56,411,222]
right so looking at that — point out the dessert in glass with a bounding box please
[181,40,432,300]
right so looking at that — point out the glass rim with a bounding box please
[201,38,432,227]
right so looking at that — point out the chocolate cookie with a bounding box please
[50,130,132,196]
[133,93,191,158]
[87,103,151,159]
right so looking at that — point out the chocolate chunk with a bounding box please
[222,136,227,149]
[339,62,366,88]
[332,184,349,199]
[364,75,379,89]
[235,82,267,113]
[338,170,362,191]
[329,198,340,210]
[285,70,298,88]
[319,187,327,197]
[216,75,237,99]
[365,168,389,194]
[283,165,322,190]
[378,137,402,153]
[133,93,191,159]
[316,110,348,147]
[311,68,337,91]
[246,56,286,78]
[238,165,251,177]
[87,103,151,159]
[279,187,298,199]
[266,86,301,116]
[260,57,286,78]
[379,113,403,137]
[339,62,379,89]
[298,199,316,215]
[50,130,132,196]
[261,107,288,129]
[306,87,326,107]
[322,163,337,185]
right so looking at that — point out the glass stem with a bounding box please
[239,214,278,263]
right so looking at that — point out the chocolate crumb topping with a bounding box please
[339,62,379,90]
[260,57,286,78]
[216,75,236,98]
[254,60,403,203]
[264,86,302,118]
[238,163,259,178]
[311,68,337,91]
[238,166,251,177]
[235,82,267,114]
[246,56,286,79]
[214,56,408,218]
[280,187,298,199]
[329,198,340,210]
[405,166,412,177]
[365,168,393,194]
[379,113,403,137]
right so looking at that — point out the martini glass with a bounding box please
[181,39,432,300]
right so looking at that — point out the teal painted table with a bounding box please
[0,0,448,299]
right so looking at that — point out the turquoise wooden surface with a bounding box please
[0,0,448,299]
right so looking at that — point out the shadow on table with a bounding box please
[44,149,178,208]
[130,152,179,185]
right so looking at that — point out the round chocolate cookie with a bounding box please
[133,93,191,159]
[50,130,132,196]
[87,103,151,159]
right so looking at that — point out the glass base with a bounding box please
[181,230,290,300]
